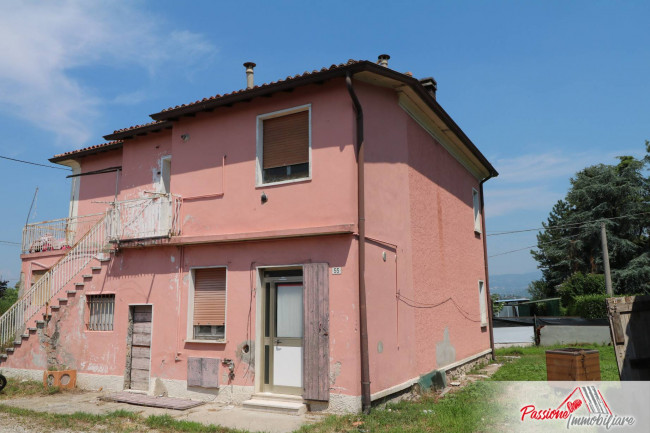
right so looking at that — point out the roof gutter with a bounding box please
[479,174,496,360]
[346,71,371,414]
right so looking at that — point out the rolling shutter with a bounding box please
[303,262,330,401]
[263,110,309,169]
[193,268,226,326]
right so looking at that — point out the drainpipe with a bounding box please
[479,175,496,361]
[346,71,371,414]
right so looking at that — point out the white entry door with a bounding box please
[263,280,303,394]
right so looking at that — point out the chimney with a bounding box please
[243,62,256,89]
[420,77,437,100]
[377,54,390,67]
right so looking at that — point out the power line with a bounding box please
[489,233,582,258]
[0,155,69,171]
[0,240,20,245]
[487,211,650,237]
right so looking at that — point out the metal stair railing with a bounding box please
[0,212,110,346]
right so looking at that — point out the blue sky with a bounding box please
[0,0,648,284]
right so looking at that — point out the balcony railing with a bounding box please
[21,213,105,254]
[22,194,182,254]
[107,193,182,242]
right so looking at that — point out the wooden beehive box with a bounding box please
[546,348,601,381]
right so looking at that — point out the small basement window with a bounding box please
[87,294,115,331]
[257,106,310,185]
[190,267,227,341]
[478,281,487,327]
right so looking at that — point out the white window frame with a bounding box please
[472,188,482,233]
[478,280,488,327]
[255,104,312,187]
[186,266,228,344]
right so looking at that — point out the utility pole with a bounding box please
[600,221,613,296]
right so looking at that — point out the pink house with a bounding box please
[1,56,498,414]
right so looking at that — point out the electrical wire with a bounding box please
[0,240,20,245]
[0,155,69,171]
[488,233,583,258]
[487,211,650,237]
[396,293,482,322]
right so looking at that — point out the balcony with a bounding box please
[107,193,182,243]
[22,194,182,254]
[22,213,104,254]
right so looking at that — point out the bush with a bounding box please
[558,272,606,311]
[0,288,18,316]
[569,293,608,319]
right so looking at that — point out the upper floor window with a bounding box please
[472,188,481,233]
[257,105,311,185]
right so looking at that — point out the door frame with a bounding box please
[254,266,303,395]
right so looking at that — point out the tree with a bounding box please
[0,278,8,298]
[531,145,650,296]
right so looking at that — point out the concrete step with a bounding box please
[6,348,14,353]
[82,274,92,279]
[21,334,29,339]
[36,320,45,327]
[67,290,77,295]
[74,283,85,288]
[50,305,60,311]
[28,327,37,332]
[91,267,102,271]
[13,340,21,346]
[242,394,306,415]
[58,298,68,303]
[0,354,7,360]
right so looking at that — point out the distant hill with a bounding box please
[489,271,541,299]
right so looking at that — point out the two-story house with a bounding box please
[0,56,498,414]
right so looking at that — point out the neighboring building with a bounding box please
[0,56,498,414]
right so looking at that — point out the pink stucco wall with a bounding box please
[14,77,492,404]
[9,237,362,395]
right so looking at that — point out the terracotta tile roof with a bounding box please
[157,59,362,115]
[49,140,123,163]
[110,120,170,135]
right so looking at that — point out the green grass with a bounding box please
[491,343,619,381]
[298,381,505,433]
[0,380,60,399]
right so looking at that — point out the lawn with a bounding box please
[491,343,619,381]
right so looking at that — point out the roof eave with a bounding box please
[49,141,124,164]
[103,120,174,141]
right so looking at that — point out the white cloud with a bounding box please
[484,148,643,217]
[0,0,216,147]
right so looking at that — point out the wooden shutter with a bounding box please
[303,263,330,401]
[193,268,226,326]
[263,110,309,169]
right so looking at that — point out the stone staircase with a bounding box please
[242,392,307,415]
[0,257,110,365]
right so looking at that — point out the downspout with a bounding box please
[346,72,371,414]
[479,175,496,361]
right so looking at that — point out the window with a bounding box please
[478,281,487,327]
[472,188,481,233]
[189,267,227,341]
[87,294,115,331]
[257,105,311,185]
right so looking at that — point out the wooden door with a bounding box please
[129,305,152,391]
[303,263,329,401]
[607,295,650,380]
